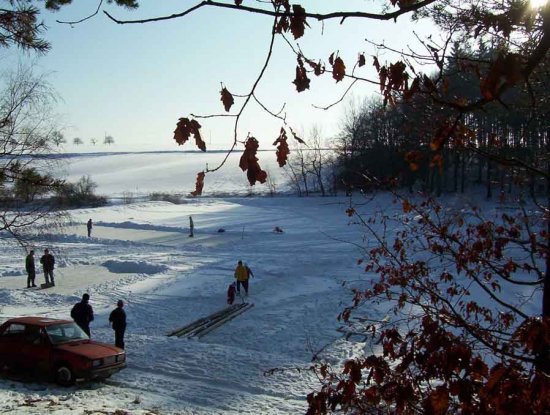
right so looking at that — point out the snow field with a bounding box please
[0,196,369,414]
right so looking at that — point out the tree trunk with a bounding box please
[486,160,492,199]
[538,188,550,375]
[454,151,459,193]
[461,152,466,193]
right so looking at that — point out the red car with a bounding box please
[0,317,126,386]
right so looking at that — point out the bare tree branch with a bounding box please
[103,0,438,25]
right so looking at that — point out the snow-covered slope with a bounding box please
[56,151,290,197]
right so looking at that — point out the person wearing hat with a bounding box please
[109,300,127,349]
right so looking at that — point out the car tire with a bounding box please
[55,364,75,386]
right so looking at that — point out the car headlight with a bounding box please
[92,359,102,367]
[117,354,125,363]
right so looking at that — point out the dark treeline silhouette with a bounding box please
[334,42,550,199]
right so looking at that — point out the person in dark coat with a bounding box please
[87,219,93,237]
[71,293,94,337]
[25,250,37,288]
[39,248,55,286]
[109,300,126,349]
[189,216,194,237]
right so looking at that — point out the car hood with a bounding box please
[55,341,123,359]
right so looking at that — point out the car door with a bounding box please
[19,326,51,373]
[0,323,26,368]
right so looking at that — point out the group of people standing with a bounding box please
[24,219,93,289]
[71,293,127,349]
[25,248,55,288]
[23,218,254,351]
[25,246,125,350]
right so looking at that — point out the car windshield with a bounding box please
[45,322,89,344]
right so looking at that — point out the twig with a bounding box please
[313,79,358,110]
[57,0,104,25]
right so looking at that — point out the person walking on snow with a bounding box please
[25,250,37,288]
[87,218,93,237]
[234,260,252,295]
[71,293,94,337]
[40,248,55,286]
[109,300,127,349]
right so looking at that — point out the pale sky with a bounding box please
[2,1,436,152]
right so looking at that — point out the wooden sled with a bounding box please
[40,282,54,289]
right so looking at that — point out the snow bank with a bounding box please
[101,260,168,275]
[97,221,187,233]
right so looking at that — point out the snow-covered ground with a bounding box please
[0,152,372,414]
[0,152,542,414]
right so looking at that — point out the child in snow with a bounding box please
[227,282,236,305]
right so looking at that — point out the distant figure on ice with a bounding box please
[87,218,93,237]
[109,299,127,349]
[227,282,236,305]
[234,260,252,296]
[40,248,55,286]
[25,250,37,288]
[189,216,194,237]
[71,293,94,337]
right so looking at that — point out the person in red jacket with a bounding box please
[227,282,236,305]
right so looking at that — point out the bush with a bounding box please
[13,167,55,203]
[53,175,107,208]
[148,192,183,204]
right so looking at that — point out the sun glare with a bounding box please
[530,0,548,9]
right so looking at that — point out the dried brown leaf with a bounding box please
[190,171,205,196]
[174,117,206,152]
[332,57,346,82]
[289,4,307,39]
[273,127,290,167]
[220,86,234,112]
[239,136,267,185]
[292,57,310,92]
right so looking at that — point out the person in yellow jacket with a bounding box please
[234,260,251,295]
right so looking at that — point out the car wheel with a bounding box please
[55,364,75,386]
